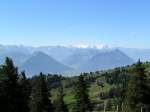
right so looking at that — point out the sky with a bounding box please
[0,0,150,48]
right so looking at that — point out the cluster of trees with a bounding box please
[124,61,150,112]
[0,57,31,112]
[95,61,150,112]
[0,57,150,112]
[0,57,92,112]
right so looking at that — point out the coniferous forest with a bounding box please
[0,57,150,112]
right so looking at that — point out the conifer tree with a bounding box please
[74,75,93,112]
[54,83,68,112]
[19,71,31,112]
[0,57,21,112]
[30,72,54,112]
[125,60,150,112]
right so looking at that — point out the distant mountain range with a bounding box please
[20,51,72,75]
[72,49,134,72]
[0,45,149,76]
[118,48,150,61]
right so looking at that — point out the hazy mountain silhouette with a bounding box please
[77,49,134,72]
[21,51,73,76]
[1,45,148,75]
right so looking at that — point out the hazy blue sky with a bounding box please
[0,0,150,48]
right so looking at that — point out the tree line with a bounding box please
[0,57,92,112]
[0,57,150,112]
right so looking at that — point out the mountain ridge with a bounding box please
[68,49,134,72]
[21,51,73,76]
[0,45,148,76]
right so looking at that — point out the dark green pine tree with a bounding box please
[74,75,93,112]
[54,83,68,112]
[125,60,150,112]
[30,72,54,112]
[0,57,22,112]
[0,62,9,112]
[19,71,31,112]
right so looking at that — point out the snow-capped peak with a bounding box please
[70,43,108,49]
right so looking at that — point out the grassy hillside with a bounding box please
[49,62,150,112]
